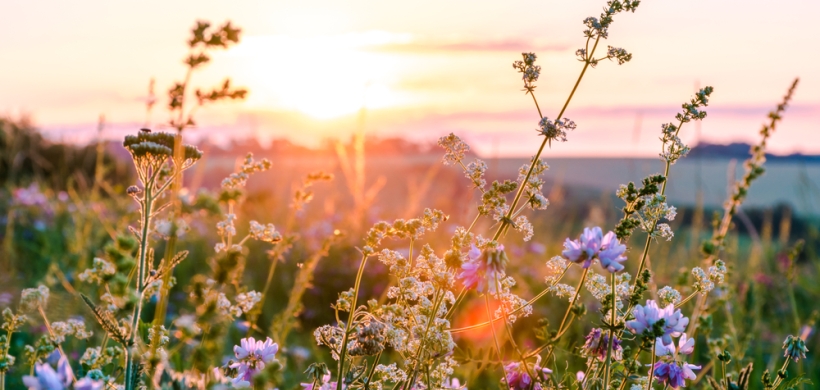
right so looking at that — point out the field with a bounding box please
[1,1,819,389]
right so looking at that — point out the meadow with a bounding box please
[1,1,818,389]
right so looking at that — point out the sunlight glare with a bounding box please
[232,32,411,119]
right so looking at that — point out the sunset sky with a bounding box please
[1,0,818,156]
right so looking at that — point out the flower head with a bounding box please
[782,335,808,362]
[626,300,689,345]
[229,337,279,387]
[22,356,73,390]
[582,328,623,361]
[458,244,507,293]
[504,362,539,390]
[562,227,626,272]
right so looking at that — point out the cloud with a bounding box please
[366,39,569,54]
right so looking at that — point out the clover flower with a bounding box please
[562,227,626,272]
[782,335,808,362]
[504,362,538,390]
[652,333,700,389]
[229,337,279,387]
[459,244,507,293]
[626,300,689,345]
[582,328,623,361]
[22,356,73,390]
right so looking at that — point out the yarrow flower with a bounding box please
[582,328,623,361]
[512,52,541,92]
[653,334,701,389]
[562,227,627,272]
[459,244,507,294]
[438,133,470,165]
[782,335,808,362]
[229,337,279,387]
[626,300,689,345]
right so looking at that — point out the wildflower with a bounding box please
[651,333,701,388]
[438,133,470,165]
[504,362,538,390]
[22,356,73,390]
[78,258,116,285]
[582,328,623,361]
[74,376,105,390]
[249,221,282,243]
[229,337,279,387]
[782,335,808,362]
[464,159,488,189]
[301,373,342,390]
[657,286,682,307]
[512,52,541,91]
[537,116,576,142]
[514,216,534,241]
[50,319,93,344]
[626,300,689,345]
[563,227,626,272]
[459,244,507,293]
[20,285,50,313]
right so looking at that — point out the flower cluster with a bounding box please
[438,133,470,165]
[228,337,279,387]
[562,227,627,272]
[249,221,282,243]
[582,328,623,361]
[652,334,701,389]
[626,300,689,345]
[691,260,727,293]
[537,116,577,143]
[221,153,272,189]
[512,52,541,92]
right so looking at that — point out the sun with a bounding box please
[230,32,408,120]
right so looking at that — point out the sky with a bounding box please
[1,0,819,157]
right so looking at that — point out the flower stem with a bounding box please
[336,253,369,390]
[492,36,601,242]
[604,272,617,389]
[646,339,657,390]
[526,267,589,358]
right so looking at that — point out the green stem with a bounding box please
[526,267,589,358]
[405,291,444,390]
[492,36,601,242]
[604,272,616,389]
[336,253,369,390]
[771,358,791,389]
[126,188,155,390]
[646,340,657,390]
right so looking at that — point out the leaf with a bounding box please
[778,376,812,390]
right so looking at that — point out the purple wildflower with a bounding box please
[653,334,701,388]
[582,328,623,361]
[74,377,105,390]
[22,356,73,390]
[626,300,689,345]
[301,374,343,390]
[230,337,279,387]
[459,244,506,293]
[598,231,627,272]
[504,362,541,390]
[653,362,685,388]
[562,227,626,272]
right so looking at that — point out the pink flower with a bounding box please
[458,245,506,293]
[22,356,73,390]
[229,337,279,387]
[598,231,627,272]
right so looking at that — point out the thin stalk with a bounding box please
[495,276,535,383]
[525,267,589,358]
[405,291,444,390]
[485,294,506,387]
[771,359,791,389]
[616,346,645,390]
[336,254,369,390]
[603,272,616,389]
[38,307,76,384]
[248,255,280,337]
[125,186,155,390]
[492,36,601,242]
[646,340,657,390]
